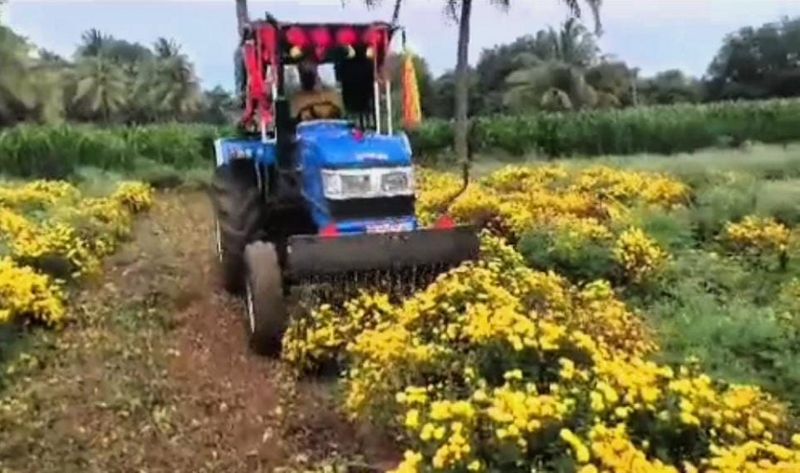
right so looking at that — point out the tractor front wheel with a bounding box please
[243,241,287,357]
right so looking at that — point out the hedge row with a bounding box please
[408,98,800,158]
[3,99,800,178]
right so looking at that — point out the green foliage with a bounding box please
[706,17,800,101]
[643,250,800,407]
[517,228,616,283]
[689,175,758,241]
[637,70,702,106]
[624,205,695,251]
[409,98,800,157]
[2,24,210,126]
[654,293,800,407]
[0,25,64,126]
[755,179,800,226]
[0,124,218,179]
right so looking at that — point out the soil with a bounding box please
[0,191,399,473]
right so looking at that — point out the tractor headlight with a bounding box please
[342,174,372,195]
[321,167,414,200]
[381,170,411,193]
[322,171,342,197]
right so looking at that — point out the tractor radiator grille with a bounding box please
[327,196,415,221]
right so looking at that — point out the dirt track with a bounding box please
[0,191,397,473]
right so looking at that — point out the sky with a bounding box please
[5,0,800,90]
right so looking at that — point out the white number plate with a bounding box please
[366,221,414,234]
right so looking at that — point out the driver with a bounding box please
[290,60,344,122]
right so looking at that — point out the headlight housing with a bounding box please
[321,167,414,200]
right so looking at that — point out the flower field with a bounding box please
[283,163,800,472]
[0,180,153,326]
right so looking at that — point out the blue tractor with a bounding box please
[212,3,479,356]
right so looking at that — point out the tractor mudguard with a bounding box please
[284,226,479,281]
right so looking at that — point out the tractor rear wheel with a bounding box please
[243,241,287,357]
[211,162,265,294]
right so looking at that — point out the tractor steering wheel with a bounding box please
[295,101,343,122]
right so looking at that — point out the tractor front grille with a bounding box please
[327,196,415,221]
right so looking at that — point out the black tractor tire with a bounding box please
[243,241,287,357]
[211,162,265,294]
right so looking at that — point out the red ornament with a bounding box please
[285,26,309,47]
[311,26,332,60]
[336,27,358,46]
[363,27,384,47]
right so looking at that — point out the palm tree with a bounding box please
[547,18,598,67]
[0,25,35,125]
[146,54,203,121]
[503,60,597,112]
[153,37,181,59]
[77,28,112,58]
[71,56,128,123]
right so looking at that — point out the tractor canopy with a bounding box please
[297,121,411,170]
[238,16,398,137]
[244,20,395,67]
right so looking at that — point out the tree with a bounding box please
[70,56,128,123]
[430,69,480,118]
[145,54,203,121]
[705,17,800,101]
[503,60,597,112]
[0,25,35,125]
[77,29,112,58]
[0,25,64,126]
[473,18,598,114]
[546,18,598,67]
[474,35,541,114]
[585,60,634,106]
[638,69,702,105]
[198,86,237,125]
[449,0,601,161]
[153,37,181,59]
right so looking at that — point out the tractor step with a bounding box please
[284,226,480,282]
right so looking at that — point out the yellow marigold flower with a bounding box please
[723,216,791,256]
[613,227,668,283]
[560,428,591,463]
[404,409,420,430]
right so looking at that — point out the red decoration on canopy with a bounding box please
[285,26,309,48]
[362,27,385,48]
[336,27,358,46]
[311,26,333,60]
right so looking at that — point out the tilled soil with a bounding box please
[0,191,398,473]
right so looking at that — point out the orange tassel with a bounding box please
[402,53,422,130]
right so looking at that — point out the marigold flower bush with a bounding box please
[721,216,792,267]
[0,179,153,326]
[417,165,681,284]
[284,235,800,473]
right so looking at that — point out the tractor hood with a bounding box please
[297,121,412,170]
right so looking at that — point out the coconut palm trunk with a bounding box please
[453,0,472,162]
